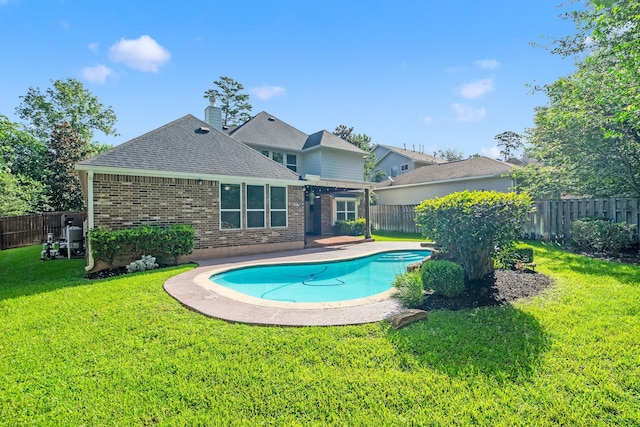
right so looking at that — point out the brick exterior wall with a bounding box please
[91,174,305,258]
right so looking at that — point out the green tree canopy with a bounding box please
[203,76,252,126]
[45,122,89,211]
[433,148,464,162]
[0,115,49,214]
[494,131,523,161]
[516,0,640,197]
[16,78,118,143]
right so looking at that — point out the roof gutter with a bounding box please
[74,164,302,187]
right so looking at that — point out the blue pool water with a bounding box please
[209,250,430,303]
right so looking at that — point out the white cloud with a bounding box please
[88,42,99,52]
[250,85,285,100]
[475,59,500,70]
[82,65,113,84]
[108,35,170,72]
[452,103,486,122]
[459,78,494,99]
[481,145,501,159]
[423,115,435,125]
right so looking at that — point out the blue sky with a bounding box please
[1,0,579,158]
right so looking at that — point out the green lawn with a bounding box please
[369,230,425,242]
[1,243,639,426]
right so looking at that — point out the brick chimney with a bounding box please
[204,96,222,131]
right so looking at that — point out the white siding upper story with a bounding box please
[313,149,365,181]
[246,144,365,183]
[374,176,514,205]
[300,150,322,177]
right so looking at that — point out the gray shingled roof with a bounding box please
[375,156,517,188]
[304,130,367,154]
[229,111,366,155]
[77,114,300,181]
[376,144,447,164]
[228,111,309,151]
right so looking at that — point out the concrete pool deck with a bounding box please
[164,241,426,326]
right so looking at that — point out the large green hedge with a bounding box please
[415,190,532,281]
[88,225,195,267]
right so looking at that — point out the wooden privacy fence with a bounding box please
[0,211,86,250]
[523,198,640,242]
[370,204,421,234]
[370,198,640,242]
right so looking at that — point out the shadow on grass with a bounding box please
[386,304,548,382]
[0,245,91,301]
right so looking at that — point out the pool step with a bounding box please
[375,252,428,263]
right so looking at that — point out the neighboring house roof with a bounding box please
[375,156,517,188]
[229,111,366,155]
[77,114,300,181]
[304,130,367,154]
[374,144,446,165]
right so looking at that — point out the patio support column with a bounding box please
[364,188,371,239]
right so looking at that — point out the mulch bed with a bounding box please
[417,269,554,311]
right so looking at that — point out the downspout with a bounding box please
[84,170,95,272]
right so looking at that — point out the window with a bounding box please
[286,154,297,172]
[220,183,241,229]
[270,186,287,227]
[390,166,398,177]
[272,152,284,164]
[259,149,269,157]
[401,164,409,171]
[336,199,357,222]
[246,185,265,228]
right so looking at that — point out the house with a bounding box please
[76,104,372,269]
[372,144,446,179]
[373,156,518,205]
[223,110,370,234]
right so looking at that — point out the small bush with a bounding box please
[495,244,534,270]
[392,270,424,307]
[570,218,636,254]
[421,260,465,298]
[334,218,366,236]
[126,255,159,273]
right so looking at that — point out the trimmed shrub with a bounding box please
[415,190,533,281]
[334,218,367,236]
[392,270,424,307]
[421,260,465,298]
[89,224,195,268]
[570,218,636,254]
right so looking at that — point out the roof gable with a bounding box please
[304,130,367,154]
[228,111,308,151]
[77,114,300,181]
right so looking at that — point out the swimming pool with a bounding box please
[209,250,430,303]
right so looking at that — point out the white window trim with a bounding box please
[333,197,358,224]
[220,183,242,230]
[246,185,266,229]
[269,186,288,228]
